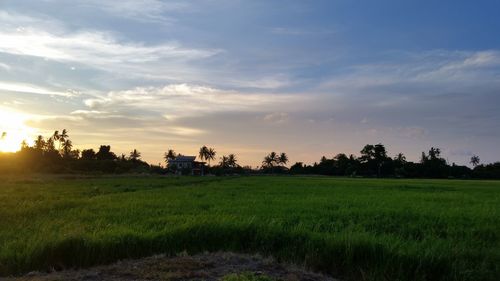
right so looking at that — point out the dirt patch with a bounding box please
[1,252,338,281]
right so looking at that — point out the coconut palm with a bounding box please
[34,135,45,151]
[52,130,60,141]
[219,155,229,168]
[54,129,68,152]
[470,155,480,167]
[262,152,279,172]
[219,153,238,170]
[394,153,406,164]
[45,137,56,152]
[129,149,141,161]
[62,139,73,158]
[199,146,208,161]
[227,154,238,168]
[164,149,177,163]
[206,147,216,166]
[278,152,289,167]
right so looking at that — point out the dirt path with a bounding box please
[1,252,338,281]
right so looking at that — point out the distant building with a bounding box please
[168,155,206,175]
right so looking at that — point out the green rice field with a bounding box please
[0,175,499,280]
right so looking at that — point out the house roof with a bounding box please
[168,156,196,163]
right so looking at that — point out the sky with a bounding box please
[0,0,499,167]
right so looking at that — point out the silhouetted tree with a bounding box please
[52,130,60,143]
[219,155,229,168]
[129,149,141,161]
[199,146,208,162]
[96,145,116,160]
[470,155,480,167]
[428,147,441,160]
[289,162,304,174]
[34,135,45,151]
[219,154,238,168]
[278,152,289,167]
[81,149,96,160]
[262,152,279,173]
[360,144,390,176]
[421,147,447,178]
[394,153,406,164]
[420,152,427,163]
[393,153,407,177]
[45,137,56,152]
[164,149,177,163]
[62,139,73,158]
[227,154,238,168]
[206,147,216,166]
[56,129,69,152]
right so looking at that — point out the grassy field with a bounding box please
[0,175,498,281]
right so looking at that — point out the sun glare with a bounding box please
[0,107,35,152]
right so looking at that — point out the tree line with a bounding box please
[289,144,498,179]
[0,130,499,178]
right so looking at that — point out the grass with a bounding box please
[0,175,499,280]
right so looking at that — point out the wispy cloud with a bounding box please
[84,83,304,119]
[320,50,500,95]
[0,28,218,69]
[0,81,76,97]
[0,11,220,80]
[262,112,289,124]
[77,0,190,23]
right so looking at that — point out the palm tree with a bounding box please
[54,129,68,152]
[394,153,406,164]
[262,152,279,172]
[199,146,208,162]
[428,147,441,160]
[219,155,229,168]
[470,155,480,167]
[34,135,45,151]
[129,149,141,161]
[227,154,238,168]
[219,154,238,170]
[60,129,68,142]
[62,139,73,158]
[206,147,216,166]
[278,152,289,167]
[52,130,60,142]
[164,149,177,163]
[45,137,56,152]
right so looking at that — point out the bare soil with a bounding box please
[1,252,338,281]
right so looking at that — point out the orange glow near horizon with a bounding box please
[0,107,36,152]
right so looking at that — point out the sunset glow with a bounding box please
[0,108,34,152]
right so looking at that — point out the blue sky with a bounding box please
[0,0,499,166]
